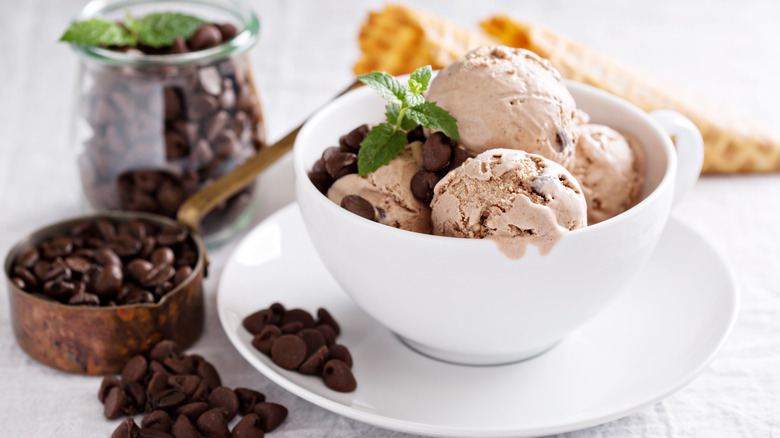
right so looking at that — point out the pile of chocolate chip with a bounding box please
[306,124,470,218]
[9,218,197,306]
[78,21,264,235]
[103,340,287,438]
[243,304,356,393]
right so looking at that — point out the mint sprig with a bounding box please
[356,66,459,176]
[60,12,206,48]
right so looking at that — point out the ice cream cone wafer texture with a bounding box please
[354,4,780,173]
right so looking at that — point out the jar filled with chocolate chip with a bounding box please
[69,0,265,243]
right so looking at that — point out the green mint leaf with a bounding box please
[385,104,419,131]
[404,88,424,108]
[410,66,432,91]
[134,12,206,48]
[406,102,460,141]
[357,123,408,176]
[124,11,141,41]
[408,78,423,94]
[60,18,136,46]
[357,72,405,105]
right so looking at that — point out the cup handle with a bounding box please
[649,110,704,206]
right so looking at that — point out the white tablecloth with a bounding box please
[1,1,778,436]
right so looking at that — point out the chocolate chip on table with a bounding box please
[142,410,172,432]
[150,340,182,362]
[207,387,240,421]
[322,360,358,393]
[230,413,264,438]
[121,355,148,384]
[112,418,140,438]
[99,376,122,403]
[197,359,222,391]
[104,386,130,419]
[338,124,369,153]
[196,408,230,438]
[175,402,209,423]
[234,388,265,416]
[252,402,288,433]
[423,132,453,172]
[271,334,308,370]
[139,428,174,438]
[411,170,440,204]
[152,388,187,411]
[172,415,200,438]
[340,195,375,221]
[168,375,201,397]
[148,372,171,396]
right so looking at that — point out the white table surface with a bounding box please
[1,0,779,436]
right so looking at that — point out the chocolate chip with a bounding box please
[322,359,357,392]
[315,324,337,347]
[252,402,288,432]
[139,428,174,438]
[175,402,209,423]
[423,132,452,172]
[125,381,147,412]
[328,344,353,368]
[340,195,375,221]
[555,129,569,152]
[150,340,182,362]
[234,388,265,416]
[196,359,222,391]
[448,147,471,171]
[142,410,172,432]
[325,152,358,180]
[207,387,239,421]
[112,418,140,438]
[148,372,171,396]
[190,380,209,403]
[299,345,329,376]
[99,376,122,403]
[230,413,264,438]
[338,124,369,153]
[186,93,219,120]
[196,408,230,438]
[217,23,238,41]
[243,309,273,335]
[163,356,196,375]
[152,388,187,411]
[169,37,189,55]
[280,321,303,334]
[251,325,281,355]
[104,386,130,419]
[406,125,426,143]
[189,25,223,51]
[299,329,326,356]
[307,170,333,195]
[122,355,148,383]
[410,170,439,204]
[269,303,286,324]
[270,334,307,370]
[281,308,316,330]
[168,375,201,397]
[171,415,200,438]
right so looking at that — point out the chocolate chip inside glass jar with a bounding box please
[76,21,266,237]
[8,218,198,306]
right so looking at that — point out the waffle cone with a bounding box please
[354,4,496,77]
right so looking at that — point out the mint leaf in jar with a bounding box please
[131,12,206,48]
[60,18,136,46]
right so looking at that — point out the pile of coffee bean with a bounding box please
[9,218,198,306]
[306,124,470,219]
[78,21,264,236]
[243,304,356,393]
[102,340,287,438]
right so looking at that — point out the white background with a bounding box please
[1,0,778,436]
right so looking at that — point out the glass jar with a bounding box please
[71,0,265,244]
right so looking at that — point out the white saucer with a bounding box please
[217,203,738,438]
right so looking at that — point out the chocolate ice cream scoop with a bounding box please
[431,149,586,258]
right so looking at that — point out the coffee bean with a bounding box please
[99,375,122,403]
[316,308,341,337]
[198,67,223,96]
[406,125,426,143]
[143,264,176,288]
[230,413,264,438]
[104,386,130,419]
[251,325,281,356]
[68,292,100,306]
[299,345,329,376]
[16,247,39,268]
[252,402,288,432]
[171,415,199,438]
[93,263,123,297]
[142,410,172,432]
[152,388,187,411]
[217,23,238,41]
[64,256,92,273]
[189,25,223,51]
[96,219,117,239]
[307,170,333,195]
[169,37,189,55]
[109,234,142,257]
[271,334,307,370]
[44,258,71,282]
[423,132,453,172]
[12,266,39,289]
[165,131,188,160]
[338,124,369,153]
[197,360,222,391]
[340,195,375,221]
[175,402,209,423]
[95,248,122,266]
[157,225,189,246]
[10,277,25,290]
[196,408,230,438]
[43,279,78,299]
[112,418,140,438]
[207,387,239,421]
[328,344,353,368]
[322,359,357,392]
[40,236,74,259]
[411,170,439,204]
[325,152,358,180]
[234,388,265,416]
[128,259,154,282]
[173,266,192,286]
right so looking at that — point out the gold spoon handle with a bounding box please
[177,80,361,232]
